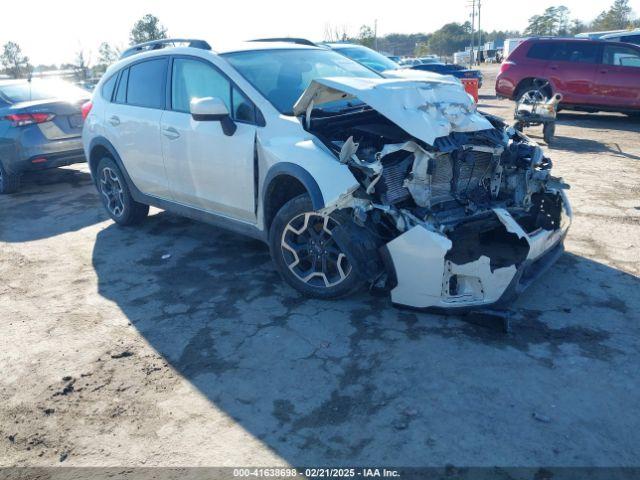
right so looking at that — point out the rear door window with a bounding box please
[550,42,599,64]
[603,45,640,68]
[527,42,558,60]
[126,58,168,109]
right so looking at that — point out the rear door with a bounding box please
[594,44,640,109]
[103,57,171,199]
[545,41,600,104]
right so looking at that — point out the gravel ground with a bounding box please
[1,65,639,469]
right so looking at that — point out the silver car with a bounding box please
[0,79,89,193]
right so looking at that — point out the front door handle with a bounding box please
[162,127,180,140]
[109,115,120,127]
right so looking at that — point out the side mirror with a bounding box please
[190,97,236,136]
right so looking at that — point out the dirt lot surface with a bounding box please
[1,65,639,469]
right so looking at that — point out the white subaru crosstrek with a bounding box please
[82,39,572,311]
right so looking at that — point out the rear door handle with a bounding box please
[162,127,180,140]
[109,115,120,126]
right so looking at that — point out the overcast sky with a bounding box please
[2,0,638,65]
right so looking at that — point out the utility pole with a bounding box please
[374,19,378,51]
[478,0,482,61]
[470,0,476,67]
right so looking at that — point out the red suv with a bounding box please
[496,38,640,116]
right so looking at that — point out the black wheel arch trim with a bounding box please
[262,162,325,211]
[88,136,146,203]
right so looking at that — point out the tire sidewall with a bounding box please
[268,194,364,299]
[0,161,20,194]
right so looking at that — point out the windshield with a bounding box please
[333,46,400,73]
[222,48,381,115]
[0,80,89,104]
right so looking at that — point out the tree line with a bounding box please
[2,0,639,80]
[1,13,168,80]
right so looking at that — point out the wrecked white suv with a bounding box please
[83,39,571,311]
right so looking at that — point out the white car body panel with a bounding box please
[160,110,257,222]
[387,200,572,309]
[103,102,171,199]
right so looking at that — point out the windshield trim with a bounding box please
[221,48,383,116]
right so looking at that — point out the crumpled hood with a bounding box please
[292,76,493,146]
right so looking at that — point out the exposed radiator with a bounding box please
[377,154,414,205]
[430,150,493,204]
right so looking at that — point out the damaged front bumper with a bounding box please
[383,190,572,311]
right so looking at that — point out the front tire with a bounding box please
[0,162,20,194]
[268,194,365,299]
[96,157,149,226]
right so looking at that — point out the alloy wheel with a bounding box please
[99,167,125,217]
[280,212,352,288]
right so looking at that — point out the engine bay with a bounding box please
[301,103,569,291]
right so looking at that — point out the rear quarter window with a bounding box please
[101,74,118,101]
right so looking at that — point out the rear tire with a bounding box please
[268,194,365,299]
[96,157,149,226]
[0,162,21,194]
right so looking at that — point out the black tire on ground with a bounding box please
[95,157,149,226]
[268,194,366,300]
[0,162,20,194]
[543,122,556,145]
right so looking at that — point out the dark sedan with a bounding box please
[0,79,89,193]
[411,63,483,88]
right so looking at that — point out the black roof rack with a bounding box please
[120,38,212,59]
[248,37,318,47]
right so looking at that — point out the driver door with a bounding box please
[161,56,260,222]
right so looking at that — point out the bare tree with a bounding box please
[73,48,91,81]
[323,23,350,42]
[96,42,120,74]
[1,41,30,78]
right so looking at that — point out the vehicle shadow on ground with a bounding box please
[548,135,640,160]
[0,166,106,242]
[557,112,640,133]
[91,210,640,465]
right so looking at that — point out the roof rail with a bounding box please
[248,37,318,47]
[120,38,212,59]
